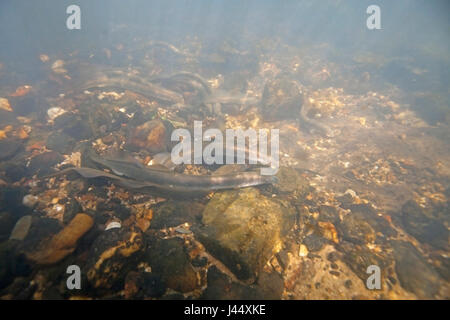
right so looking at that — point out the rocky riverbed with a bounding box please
[0,28,448,300]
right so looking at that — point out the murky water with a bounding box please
[0,0,448,300]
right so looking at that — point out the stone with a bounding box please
[201,266,264,300]
[28,151,64,176]
[46,132,75,154]
[26,213,94,265]
[303,234,326,252]
[86,228,145,290]
[391,241,441,299]
[150,200,204,230]
[195,188,296,281]
[401,200,448,250]
[342,243,389,282]
[348,204,397,238]
[9,215,32,241]
[0,139,23,161]
[274,166,311,197]
[145,237,199,293]
[0,212,15,242]
[339,214,376,245]
[125,119,170,154]
[318,205,339,224]
[260,78,303,121]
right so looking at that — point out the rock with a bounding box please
[46,132,75,154]
[0,186,30,214]
[256,271,285,299]
[54,112,93,140]
[47,107,66,121]
[342,243,389,282]
[348,204,397,238]
[18,217,62,253]
[391,241,441,299]
[22,195,38,209]
[0,212,15,241]
[0,242,31,290]
[303,234,327,252]
[150,200,204,230]
[318,205,339,224]
[125,119,170,154]
[201,266,264,300]
[9,215,32,241]
[260,78,302,121]
[429,253,450,281]
[0,162,28,182]
[105,221,121,231]
[145,238,199,293]
[274,167,311,197]
[62,198,82,225]
[86,228,144,290]
[124,271,166,299]
[28,151,64,176]
[336,193,354,209]
[0,139,23,161]
[0,97,13,112]
[316,221,339,244]
[299,244,308,257]
[339,214,376,245]
[401,200,448,250]
[9,95,41,116]
[26,213,94,265]
[194,188,296,281]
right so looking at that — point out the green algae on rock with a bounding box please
[195,187,296,282]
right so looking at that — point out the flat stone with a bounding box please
[195,188,296,281]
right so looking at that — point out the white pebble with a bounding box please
[105,221,121,231]
[22,194,38,208]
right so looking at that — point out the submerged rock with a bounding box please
[150,200,204,230]
[401,200,448,250]
[260,77,302,121]
[0,138,23,161]
[201,266,264,300]
[145,237,199,293]
[26,213,93,265]
[341,243,390,283]
[339,214,376,245]
[86,228,144,291]
[0,212,16,242]
[124,271,166,299]
[195,188,296,281]
[391,241,442,299]
[125,119,171,154]
[274,167,311,198]
[9,215,32,241]
[303,234,327,252]
[46,132,75,154]
[28,151,64,176]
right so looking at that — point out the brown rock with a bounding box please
[26,213,94,265]
[125,119,169,154]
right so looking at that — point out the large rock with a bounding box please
[145,237,199,293]
[195,188,296,282]
[391,241,442,299]
[401,200,448,250]
[86,227,145,291]
[260,78,302,121]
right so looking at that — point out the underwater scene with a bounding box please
[0,0,448,300]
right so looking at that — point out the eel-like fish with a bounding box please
[45,150,277,196]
